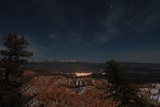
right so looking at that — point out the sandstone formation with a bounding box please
[21,76,116,107]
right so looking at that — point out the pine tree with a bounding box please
[104,60,147,107]
[0,33,33,82]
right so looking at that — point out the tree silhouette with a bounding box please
[0,33,33,82]
[104,60,147,107]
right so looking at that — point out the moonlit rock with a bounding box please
[152,83,155,86]
[150,89,159,94]
[150,95,153,100]
[141,92,145,95]
[144,88,149,91]
[152,95,159,101]
[92,79,95,84]
[33,101,36,105]
[78,87,85,95]
[76,79,79,86]
[156,83,160,89]
[139,88,144,92]
[158,95,160,103]
[156,83,160,87]
[138,94,141,97]
[80,81,83,86]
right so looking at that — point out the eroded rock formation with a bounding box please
[21,76,116,107]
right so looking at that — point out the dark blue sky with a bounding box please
[0,0,160,63]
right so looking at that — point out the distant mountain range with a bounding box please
[26,62,160,73]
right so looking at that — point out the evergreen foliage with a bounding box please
[0,81,25,107]
[0,33,33,82]
[0,33,32,107]
[105,60,147,107]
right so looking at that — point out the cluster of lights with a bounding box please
[74,72,92,77]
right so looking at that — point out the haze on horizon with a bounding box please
[0,0,160,63]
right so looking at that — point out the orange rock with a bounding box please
[21,76,117,107]
[23,70,36,78]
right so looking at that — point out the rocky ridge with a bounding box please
[21,76,116,107]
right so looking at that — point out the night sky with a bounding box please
[0,0,160,63]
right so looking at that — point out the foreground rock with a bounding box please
[21,76,116,107]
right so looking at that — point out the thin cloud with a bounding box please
[94,0,160,43]
[25,35,52,60]
[121,50,160,63]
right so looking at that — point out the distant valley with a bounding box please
[26,62,160,73]
[26,62,160,84]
